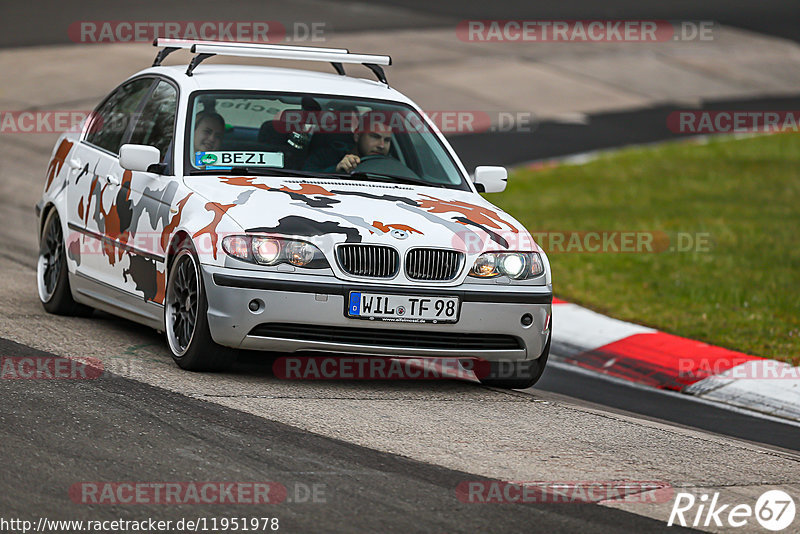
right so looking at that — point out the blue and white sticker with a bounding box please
[349,292,361,316]
[195,151,284,168]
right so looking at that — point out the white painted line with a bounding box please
[550,298,800,423]
[552,303,656,350]
[684,361,800,420]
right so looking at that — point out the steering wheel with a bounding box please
[351,155,421,179]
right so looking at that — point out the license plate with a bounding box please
[347,292,460,323]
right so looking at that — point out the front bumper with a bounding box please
[201,266,552,361]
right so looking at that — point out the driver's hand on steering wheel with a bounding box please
[336,154,361,173]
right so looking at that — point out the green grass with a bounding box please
[494,133,800,365]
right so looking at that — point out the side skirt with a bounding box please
[71,270,165,331]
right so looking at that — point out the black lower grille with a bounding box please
[249,323,522,350]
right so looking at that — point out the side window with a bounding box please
[129,81,178,163]
[84,78,153,154]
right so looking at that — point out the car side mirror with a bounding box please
[473,166,508,193]
[119,144,163,174]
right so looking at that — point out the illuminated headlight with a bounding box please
[469,252,544,280]
[222,235,329,269]
[252,237,281,265]
[500,254,525,278]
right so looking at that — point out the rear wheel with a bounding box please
[37,209,92,316]
[165,242,234,371]
[478,335,550,389]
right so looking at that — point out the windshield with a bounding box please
[185,91,469,190]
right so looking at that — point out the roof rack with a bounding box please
[151,38,392,84]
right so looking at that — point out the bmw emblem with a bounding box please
[391,229,409,240]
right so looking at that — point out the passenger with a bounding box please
[193,111,225,154]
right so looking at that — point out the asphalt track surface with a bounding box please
[536,364,800,453]
[2,0,798,47]
[372,0,800,43]
[1,2,799,532]
[1,338,689,532]
[447,94,800,169]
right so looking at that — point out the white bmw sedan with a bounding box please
[36,40,552,388]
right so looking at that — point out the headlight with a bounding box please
[222,235,249,260]
[284,241,316,267]
[252,237,281,265]
[471,253,497,277]
[469,252,544,280]
[222,235,329,269]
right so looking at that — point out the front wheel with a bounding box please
[477,335,550,389]
[165,243,235,371]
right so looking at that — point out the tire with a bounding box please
[478,334,551,389]
[37,209,93,316]
[164,240,235,371]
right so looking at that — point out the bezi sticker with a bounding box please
[195,151,284,168]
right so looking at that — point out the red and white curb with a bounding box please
[550,298,800,422]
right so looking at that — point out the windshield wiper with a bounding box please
[328,171,448,188]
[189,167,450,188]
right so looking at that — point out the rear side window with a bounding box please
[85,78,153,154]
[128,80,178,163]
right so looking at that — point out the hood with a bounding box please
[182,175,537,255]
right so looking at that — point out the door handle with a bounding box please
[106,174,120,186]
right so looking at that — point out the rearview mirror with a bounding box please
[119,144,162,173]
[473,166,508,193]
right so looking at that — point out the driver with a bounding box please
[303,110,393,173]
[335,111,393,172]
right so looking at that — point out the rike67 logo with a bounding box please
[668,490,796,531]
